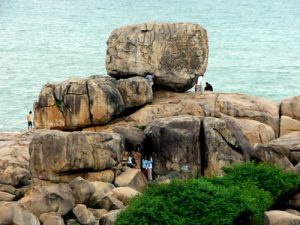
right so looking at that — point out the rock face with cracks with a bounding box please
[106,22,209,92]
[29,130,124,183]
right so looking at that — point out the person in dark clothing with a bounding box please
[204,82,213,91]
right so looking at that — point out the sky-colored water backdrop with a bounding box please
[0,0,299,131]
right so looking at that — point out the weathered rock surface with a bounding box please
[203,117,246,176]
[281,96,300,121]
[34,76,153,130]
[0,191,15,201]
[264,210,300,225]
[114,168,147,192]
[99,194,125,211]
[0,165,30,187]
[280,116,300,136]
[106,187,140,205]
[39,212,65,225]
[144,115,201,177]
[99,210,121,225]
[112,126,146,150]
[235,118,275,146]
[69,177,96,205]
[22,184,75,216]
[87,182,115,207]
[87,76,125,125]
[117,76,153,108]
[253,132,300,169]
[29,130,124,183]
[0,201,40,225]
[73,204,95,225]
[106,22,209,92]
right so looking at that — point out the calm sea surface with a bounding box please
[0,0,299,131]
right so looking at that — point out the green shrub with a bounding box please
[116,162,300,225]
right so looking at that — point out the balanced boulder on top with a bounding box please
[106,22,209,92]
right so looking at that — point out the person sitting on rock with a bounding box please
[127,152,136,168]
[204,82,213,91]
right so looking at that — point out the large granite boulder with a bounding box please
[69,177,96,205]
[0,201,40,225]
[229,118,275,147]
[251,132,300,171]
[106,22,209,92]
[34,76,153,130]
[280,116,300,136]
[22,184,75,217]
[87,181,115,207]
[144,115,202,177]
[203,117,249,176]
[87,76,125,125]
[126,91,279,136]
[281,96,300,121]
[106,187,140,205]
[29,130,124,183]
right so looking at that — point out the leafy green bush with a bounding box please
[116,162,300,225]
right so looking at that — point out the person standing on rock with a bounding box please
[195,74,204,93]
[147,156,153,181]
[27,111,33,130]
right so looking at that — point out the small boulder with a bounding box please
[0,201,40,225]
[22,184,75,216]
[264,210,300,225]
[69,177,96,205]
[107,187,140,205]
[39,212,65,225]
[114,168,147,192]
[0,166,30,187]
[100,210,121,225]
[87,182,115,207]
[0,191,15,201]
[99,194,125,211]
[73,204,95,225]
[280,116,300,136]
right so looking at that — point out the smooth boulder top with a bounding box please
[106,22,209,92]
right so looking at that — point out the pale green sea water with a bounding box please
[0,0,299,131]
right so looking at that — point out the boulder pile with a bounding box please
[1,22,300,224]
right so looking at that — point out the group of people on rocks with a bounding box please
[122,144,154,181]
[195,74,213,93]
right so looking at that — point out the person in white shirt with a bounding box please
[195,74,204,93]
[147,156,153,181]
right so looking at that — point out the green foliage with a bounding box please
[116,162,300,225]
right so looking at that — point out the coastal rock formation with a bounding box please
[117,76,153,108]
[252,132,300,171]
[144,116,201,177]
[0,202,40,225]
[203,117,245,176]
[29,130,124,183]
[280,116,300,136]
[34,76,153,130]
[39,213,65,225]
[281,96,300,121]
[106,22,209,92]
[22,184,75,216]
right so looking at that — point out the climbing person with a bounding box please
[27,111,33,130]
[195,74,204,93]
[204,82,213,91]
[127,152,136,168]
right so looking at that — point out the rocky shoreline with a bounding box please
[0,22,300,225]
